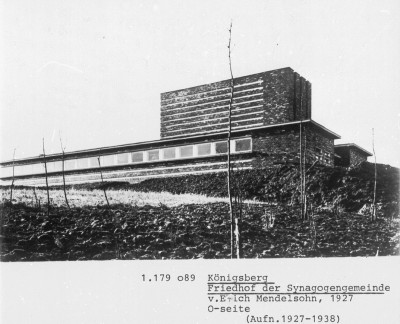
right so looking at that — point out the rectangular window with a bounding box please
[1,166,13,178]
[235,138,251,152]
[30,163,41,174]
[180,145,193,158]
[197,143,211,156]
[117,153,129,164]
[102,155,115,166]
[215,142,228,154]
[163,147,176,160]
[14,165,22,176]
[76,158,89,169]
[131,152,144,163]
[65,159,76,170]
[89,157,99,168]
[148,150,159,161]
[46,162,54,173]
[17,166,24,176]
[52,161,62,172]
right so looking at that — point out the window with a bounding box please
[163,147,176,160]
[89,157,99,168]
[65,159,76,170]
[46,162,54,173]
[315,147,323,161]
[16,166,24,175]
[14,165,23,176]
[235,138,251,152]
[102,155,115,166]
[76,158,89,169]
[148,150,159,161]
[131,152,144,163]
[1,166,13,178]
[117,153,129,164]
[52,161,62,172]
[215,142,228,154]
[197,143,211,156]
[180,145,193,158]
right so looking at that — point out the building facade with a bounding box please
[1,67,367,187]
[334,144,372,167]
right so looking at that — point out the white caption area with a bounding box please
[1,258,400,324]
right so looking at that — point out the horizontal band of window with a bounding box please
[161,104,264,123]
[161,92,264,112]
[231,123,264,130]
[161,80,263,103]
[161,99,264,118]
[4,159,253,181]
[162,104,264,123]
[163,123,263,138]
[1,140,253,177]
[161,86,263,108]
[164,112,264,129]
[165,117,263,133]
[161,86,263,107]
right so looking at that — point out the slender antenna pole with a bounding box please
[97,156,110,208]
[42,138,50,215]
[298,77,304,219]
[372,128,377,221]
[227,21,239,258]
[59,135,70,209]
[9,149,16,204]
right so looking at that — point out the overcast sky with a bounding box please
[1,0,399,167]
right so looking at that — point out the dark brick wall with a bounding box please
[349,149,369,166]
[305,128,334,166]
[334,147,369,167]
[160,68,312,138]
[252,126,334,166]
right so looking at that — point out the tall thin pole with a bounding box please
[227,21,238,258]
[9,149,16,204]
[97,156,110,208]
[298,77,304,219]
[59,136,70,209]
[42,138,50,215]
[372,128,377,221]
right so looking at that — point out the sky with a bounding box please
[1,0,399,167]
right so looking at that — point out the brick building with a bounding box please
[0,67,368,186]
[334,144,372,167]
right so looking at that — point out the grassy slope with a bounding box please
[55,161,398,216]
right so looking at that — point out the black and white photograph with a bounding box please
[1,1,399,323]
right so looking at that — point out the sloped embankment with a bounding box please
[81,162,398,217]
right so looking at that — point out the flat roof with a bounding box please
[335,143,373,156]
[1,119,340,165]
